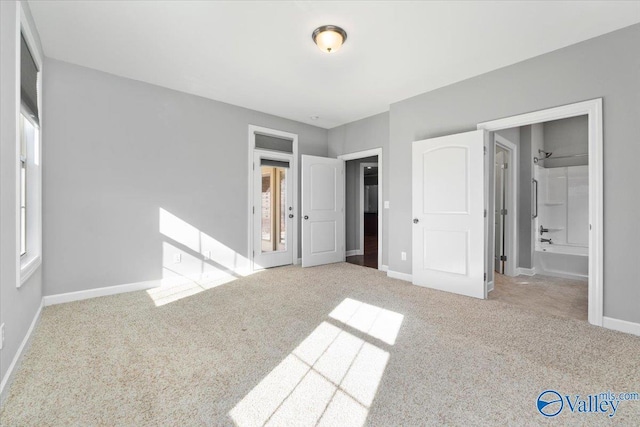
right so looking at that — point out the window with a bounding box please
[20,115,27,257]
[17,26,42,286]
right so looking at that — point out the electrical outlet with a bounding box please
[0,323,4,350]
[384,201,390,209]
[173,253,182,264]
[204,251,212,260]
[401,252,407,261]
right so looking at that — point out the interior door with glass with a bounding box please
[253,150,294,269]
[412,129,487,299]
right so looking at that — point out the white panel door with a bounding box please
[301,155,345,267]
[412,130,487,299]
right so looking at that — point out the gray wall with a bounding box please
[42,59,327,296]
[387,24,640,323]
[0,1,44,403]
[345,156,378,252]
[328,112,389,267]
[543,115,589,168]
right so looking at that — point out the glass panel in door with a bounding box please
[261,166,287,253]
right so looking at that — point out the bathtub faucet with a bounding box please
[540,238,553,244]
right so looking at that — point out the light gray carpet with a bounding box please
[1,263,639,426]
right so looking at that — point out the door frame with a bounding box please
[493,134,518,278]
[247,125,298,270]
[477,98,603,326]
[337,148,383,270]
[359,162,379,257]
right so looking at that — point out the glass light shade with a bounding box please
[312,26,347,53]
[315,30,343,53]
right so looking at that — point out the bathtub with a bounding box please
[534,243,588,281]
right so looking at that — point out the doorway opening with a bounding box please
[346,158,378,269]
[338,148,383,271]
[479,99,602,325]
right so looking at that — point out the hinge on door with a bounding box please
[504,163,508,169]
[483,146,487,155]
[484,209,487,218]
[501,208,507,215]
[484,273,487,281]
[253,206,255,214]
[500,255,507,261]
[253,162,255,170]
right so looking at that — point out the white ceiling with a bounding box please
[29,1,640,129]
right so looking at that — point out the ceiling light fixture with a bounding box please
[312,25,347,53]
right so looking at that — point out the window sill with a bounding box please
[19,254,41,287]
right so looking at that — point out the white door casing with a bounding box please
[412,130,487,299]
[494,149,506,274]
[301,155,345,267]
[248,125,298,271]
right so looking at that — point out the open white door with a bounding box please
[412,129,487,299]
[301,155,345,267]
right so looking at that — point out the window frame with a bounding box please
[17,4,43,287]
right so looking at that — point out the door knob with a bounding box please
[413,218,419,224]
[289,214,294,219]
[304,215,309,220]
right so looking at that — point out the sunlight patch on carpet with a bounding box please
[329,298,404,345]
[146,274,237,307]
[229,299,403,427]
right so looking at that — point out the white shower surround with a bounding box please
[534,164,589,281]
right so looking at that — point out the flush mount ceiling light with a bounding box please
[312,25,347,53]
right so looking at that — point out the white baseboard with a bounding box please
[517,267,536,276]
[295,258,301,265]
[379,264,389,272]
[536,269,587,282]
[387,270,412,282]
[43,279,162,306]
[487,280,495,292]
[602,316,640,336]
[0,299,43,406]
[345,250,363,257]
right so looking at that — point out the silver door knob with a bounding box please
[288,214,294,218]
[304,215,309,220]
[413,218,419,224]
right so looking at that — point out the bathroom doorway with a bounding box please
[484,111,593,322]
[478,100,603,326]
